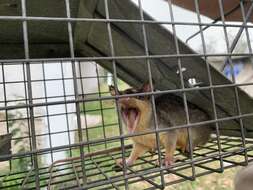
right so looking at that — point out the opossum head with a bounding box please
[109,83,152,134]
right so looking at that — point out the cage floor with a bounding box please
[1,136,253,190]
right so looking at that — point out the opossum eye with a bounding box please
[137,94,151,100]
[136,96,140,99]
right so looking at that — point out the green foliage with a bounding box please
[8,112,31,172]
[0,109,33,189]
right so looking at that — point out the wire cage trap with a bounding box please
[1,0,253,189]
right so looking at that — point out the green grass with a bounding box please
[71,80,130,155]
[126,160,239,190]
[165,167,238,190]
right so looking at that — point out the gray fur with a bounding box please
[152,93,213,151]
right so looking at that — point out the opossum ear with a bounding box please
[109,85,119,96]
[141,82,153,92]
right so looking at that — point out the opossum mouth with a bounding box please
[121,108,140,134]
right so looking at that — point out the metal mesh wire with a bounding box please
[0,0,253,189]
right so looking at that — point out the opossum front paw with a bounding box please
[114,158,133,172]
[116,158,124,166]
[116,158,133,167]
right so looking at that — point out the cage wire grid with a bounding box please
[0,0,253,189]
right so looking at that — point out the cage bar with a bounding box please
[1,0,253,189]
